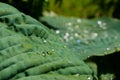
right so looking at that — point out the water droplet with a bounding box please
[47,49,55,55]
[65,32,69,36]
[55,30,60,34]
[87,56,90,58]
[97,20,107,29]
[97,20,102,25]
[74,33,79,37]
[42,52,46,57]
[91,33,98,39]
[87,76,92,80]
[77,19,81,23]
[63,32,70,42]
[74,73,79,77]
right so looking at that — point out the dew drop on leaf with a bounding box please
[106,48,110,51]
[87,76,92,80]
[91,32,98,39]
[74,33,79,37]
[42,52,46,57]
[97,20,107,29]
[55,30,60,34]
[97,20,102,25]
[77,19,81,23]
[43,40,47,43]
[47,49,55,55]
[73,73,79,77]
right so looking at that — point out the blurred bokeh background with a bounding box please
[1,0,120,19]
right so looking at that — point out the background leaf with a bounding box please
[40,16,120,60]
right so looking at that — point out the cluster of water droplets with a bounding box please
[97,20,107,30]
[54,18,103,45]
[87,76,93,80]
[43,39,47,43]
[61,19,83,43]
[54,17,120,58]
[37,39,55,57]
[73,74,93,80]
[55,30,60,34]
[41,48,55,57]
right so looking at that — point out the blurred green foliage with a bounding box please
[1,0,120,18]
[0,0,45,19]
[46,0,119,18]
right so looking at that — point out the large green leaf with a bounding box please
[0,2,95,80]
[40,16,120,60]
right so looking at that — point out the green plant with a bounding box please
[40,16,120,79]
[0,2,96,80]
[1,2,120,80]
[1,0,120,18]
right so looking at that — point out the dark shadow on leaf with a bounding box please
[85,52,120,80]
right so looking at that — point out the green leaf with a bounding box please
[0,2,95,80]
[17,74,93,80]
[40,16,120,60]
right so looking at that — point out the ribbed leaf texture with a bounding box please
[0,2,96,80]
